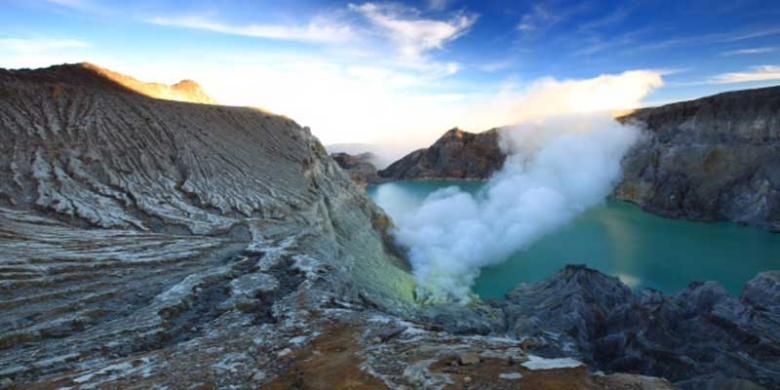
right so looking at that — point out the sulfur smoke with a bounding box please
[386,115,644,302]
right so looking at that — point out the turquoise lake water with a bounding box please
[368,181,780,299]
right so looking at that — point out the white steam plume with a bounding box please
[390,115,643,302]
[374,70,663,303]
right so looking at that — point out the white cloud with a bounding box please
[722,47,776,56]
[718,27,780,43]
[145,3,475,74]
[710,65,780,84]
[517,4,559,33]
[350,2,477,62]
[0,38,92,69]
[0,38,90,53]
[148,15,354,44]
[43,0,89,9]
[455,70,664,131]
[633,27,780,53]
[427,0,451,11]
[478,59,514,72]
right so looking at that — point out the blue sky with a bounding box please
[2,0,780,146]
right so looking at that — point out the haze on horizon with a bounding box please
[2,0,780,150]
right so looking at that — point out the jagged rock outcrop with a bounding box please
[498,265,780,389]
[616,85,780,230]
[331,152,382,185]
[379,127,505,180]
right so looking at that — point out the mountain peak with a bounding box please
[4,62,217,105]
[83,63,217,104]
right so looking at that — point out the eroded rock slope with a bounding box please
[0,63,415,386]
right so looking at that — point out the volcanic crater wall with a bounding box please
[616,85,780,230]
[0,64,414,383]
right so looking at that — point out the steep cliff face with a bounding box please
[616,86,780,230]
[379,127,505,180]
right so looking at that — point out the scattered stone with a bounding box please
[0,378,14,389]
[376,325,407,343]
[499,372,523,380]
[251,370,266,382]
[458,352,480,366]
[598,373,676,390]
[277,348,292,357]
[521,355,582,370]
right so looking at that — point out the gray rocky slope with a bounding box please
[0,63,414,386]
[379,127,505,180]
[0,64,778,389]
[379,86,780,230]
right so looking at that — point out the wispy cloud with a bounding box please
[631,27,780,53]
[350,3,477,62]
[0,37,92,70]
[717,27,780,43]
[478,59,514,73]
[148,3,476,70]
[41,0,111,14]
[427,0,451,11]
[0,37,90,53]
[517,4,560,32]
[709,65,780,84]
[43,0,89,8]
[516,1,591,37]
[722,47,776,56]
[147,16,354,44]
[577,6,631,32]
